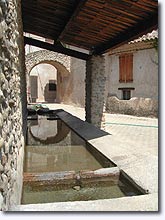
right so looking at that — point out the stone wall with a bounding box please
[26,50,71,73]
[85,55,107,128]
[0,0,26,210]
[106,96,158,117]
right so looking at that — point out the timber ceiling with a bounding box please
[22,0,158,58]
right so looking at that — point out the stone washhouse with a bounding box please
[0,0,158,211]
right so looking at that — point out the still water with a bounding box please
[22,115,143,205]
[22,178,142,204]
[24,116,103,173]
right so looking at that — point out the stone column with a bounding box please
[85,55,106,128]
[0,0,26,211]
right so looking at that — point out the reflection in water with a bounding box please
[24,144,102,173]
[27,116,70,145]
[24,117,102,173]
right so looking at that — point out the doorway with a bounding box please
[29,63,57,103]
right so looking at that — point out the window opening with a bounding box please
[123,90,131,100]
[49,80,56,91]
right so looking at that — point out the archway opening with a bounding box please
[26,50,72,104]
[29,63,57,103]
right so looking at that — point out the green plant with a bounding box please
[152,38,158,52]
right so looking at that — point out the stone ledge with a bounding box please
[9,193,158,211]
[80,167,119,185]
[23,167,120,188]
[56,110,158,195]
[23,171,77,187]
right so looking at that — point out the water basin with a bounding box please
[24,115,113,173]
[21,171,143,204]
[22,112,145,205]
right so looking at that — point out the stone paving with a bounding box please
[104,113,158,157]
[46,103,158,194]
[46,103,158,158]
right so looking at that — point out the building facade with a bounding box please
[25,31,158,117]
[105,30,158,117]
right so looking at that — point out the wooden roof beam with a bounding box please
[57,0,88,42]
[93,11,158,55]
[24,37,90,60]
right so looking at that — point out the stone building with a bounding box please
[0,0,158,211]
[107,30,158,100]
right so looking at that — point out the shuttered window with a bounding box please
[119,53,133,83]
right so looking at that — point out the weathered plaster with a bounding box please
[106,48,158,100]
[106,96,158,117]
[70,57,86,107]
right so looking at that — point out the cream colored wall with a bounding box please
[105,48,158,100]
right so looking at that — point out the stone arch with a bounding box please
[25,50,72,103]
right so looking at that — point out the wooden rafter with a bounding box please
[24,37,90,60]
[93,11,158,55]
[22,0,158,56]
[57,0,88,42]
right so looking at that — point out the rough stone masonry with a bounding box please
[0,0,26,210]
[85,55,107,128]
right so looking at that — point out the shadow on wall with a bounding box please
[106,96,158,118]
[44,83,56,103]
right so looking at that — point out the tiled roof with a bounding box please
[129,30,158,44]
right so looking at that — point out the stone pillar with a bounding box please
[0,0,26,211]
[85,55,106,128]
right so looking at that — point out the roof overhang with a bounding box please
[22,0,158,59]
